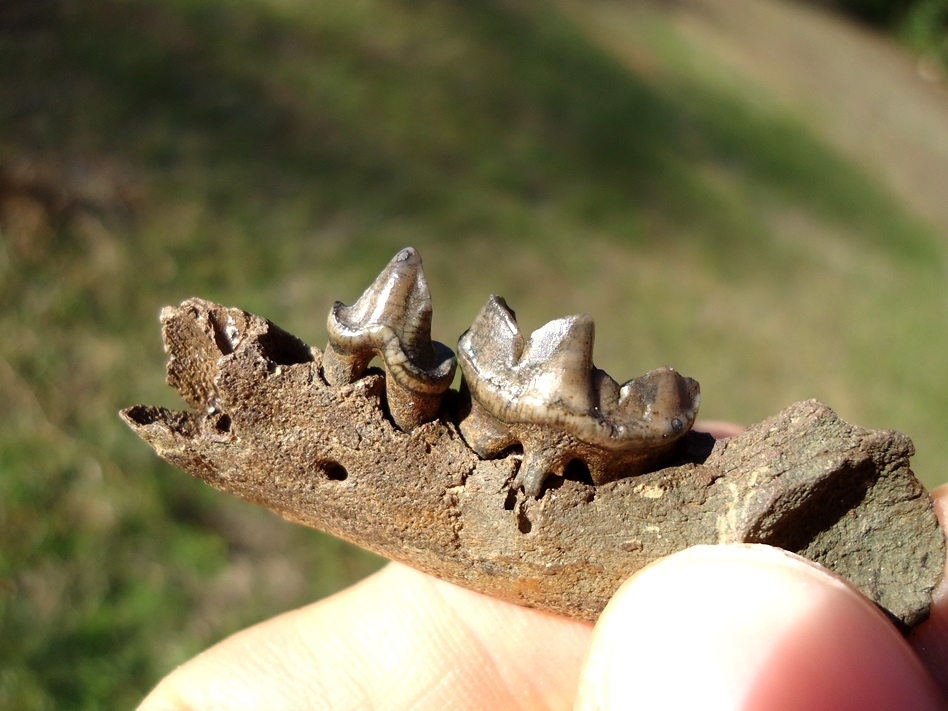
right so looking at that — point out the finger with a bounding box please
[137,562,591,711]
[575,544,943,711]
[909,482,948,694]
[693,420,745,439]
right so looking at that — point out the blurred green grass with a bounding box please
[2,0,947,706]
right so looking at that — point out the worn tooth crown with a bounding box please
[323,247,457,432]
[616,367,701,436]
[457,295,700,496]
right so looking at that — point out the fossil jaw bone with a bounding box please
[323,247,457,431]
[457,295,700,496]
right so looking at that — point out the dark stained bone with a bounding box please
[122,297,945,631]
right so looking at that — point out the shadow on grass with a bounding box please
[3,0,931,266]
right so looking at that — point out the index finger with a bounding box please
[136,562,592,711]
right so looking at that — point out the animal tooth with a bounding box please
[323,247,456,432]
[457,295,700,496]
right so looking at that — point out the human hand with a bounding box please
[137,426,948,710]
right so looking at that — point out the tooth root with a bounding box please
[323,247,457,432]
[384,374,445,432]
[513,445,566,498]
[322,333,370,387]
[457,388,519,458]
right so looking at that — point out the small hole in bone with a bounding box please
[208,312,235,355]
[324,462,349,481]
[563,459,594,486]
[124,405,159,425]
[503,490,518,511]
[517,510,532,534]
[213,413,231,433]
[534,475,563,500]
[257,325,313,365]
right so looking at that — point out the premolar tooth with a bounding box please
[323,247,456,432]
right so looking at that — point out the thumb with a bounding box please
[575,544,943,711]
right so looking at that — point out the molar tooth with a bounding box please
[458,296,700,496]
[323,247,456,432]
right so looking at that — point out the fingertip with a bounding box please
[138,563,594,711]
[693,420,745,439]
[910,483,948,694]
[576,545,943,711]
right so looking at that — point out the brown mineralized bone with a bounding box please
[122,297,945,631]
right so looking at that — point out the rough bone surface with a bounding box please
[122,297,945,631]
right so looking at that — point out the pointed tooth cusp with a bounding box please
[457,296,525,383]
[458,296,700,496]
[617,367,701,438]
[323,247,457,432]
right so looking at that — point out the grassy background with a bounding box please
[2,0,947,707]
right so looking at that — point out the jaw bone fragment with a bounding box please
[457,295,700,496]
[120,247,945,632]
[322,247,456,432]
